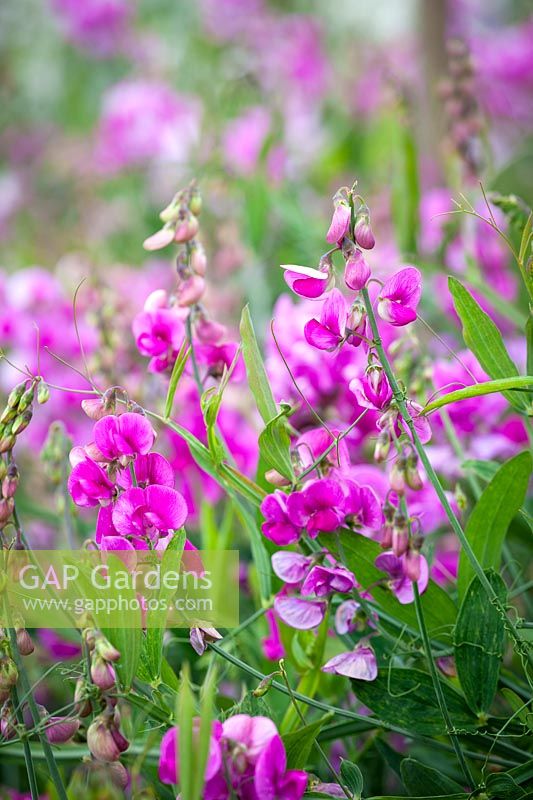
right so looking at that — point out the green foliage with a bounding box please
[340,759,364,799]
[281,712,333,770]
[400,758,463,796]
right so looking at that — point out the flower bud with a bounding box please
[176,275,206,307]
[12,409,33,436]
[174,215,199,243]
[0,701,16,739]
[0,434,16,454]
[87,717,122,761]
[74,677,92,717]
[374,430,390,463]
[16,627,34,656]
[354,216,375,250]
[7,381,28,409]
[143,227,175,251]
[17,387,35,413]
[0,407,17,425]
[344,250,371,290]
[403,548,421,582]
[37,382,50,405]
[189,190,202,217]
[389,459,406,495]
[195,317,226,344]
[90,655,116,691]
[436,656,457,678]
[81,397,109,421]
[190,242,207,276]
[405,453,423,491]
[45,715,80,744]
[0,498,14,525]
[96,636,121,662]
[391,513,409,557]
[252,671,280,697]
[2,464,19,499]
[264,469,291,487]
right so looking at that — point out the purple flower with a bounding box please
[94,413,155,462]
[350,370,392,411]
[274,595,327,630]
[271,551,312,584]
[159,719,223,786]
[335,599,360,635]
[287,478,346,537]
[117,453,175,490]
[132,307,185,361]
[111,485,188,545]
[283,264,329,298]
[262,609,285,661]
[261,491,303,545]
[322,644,377,681]
[300,563,356,597]
[354,217,375,250]
[326,202,351,244]
[50,0,131,57]
[342,480,383,530]
[222,107,271,176]
[67,455,115,508]
[304,289,347,351]
[222,714,278,763]
[377,267,422,326]
[374,550,429,604]
[254,734,307,800]
[344,250,371,290]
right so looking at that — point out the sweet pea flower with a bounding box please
[300,562,356,597]
[344,250,371,290]
[326,202,351,244]
[334,599,360,635]
[260,491,303,545]
[159,719,223,786]
[262,609,285,661]
[132,306,185,359]
[117,453,175,489]
[271,551,312,584]
[350,370,392,411]
[111,485,188,546]
[342,480,383,530]
[304,289,347,351]
[254,734,307,800]
[274,594,327,630]
[94,413,155,462]
[222,714,278,764]
[322,644,377,681]
[377,267,422,326]
[286,478,345,536]
[282,264,329,298]
[374,550,429,604]
[294,427,351,474]
[68,456,115,507]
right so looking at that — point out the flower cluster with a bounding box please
[159,714,307,800]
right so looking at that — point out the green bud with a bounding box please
[17,386,35,413]
[12,409,33,435]
[0,407,17,425]
[37,382,50,405]
[7,381,28,409]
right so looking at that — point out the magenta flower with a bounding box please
[260,491,303,545]
[334,599,360,635]
[68,455,115,508]
[271,551,312,584]
[274,594,327,630]
[304,289,347,351]
[326,202,351,244]
[322,644,377,681]
[222,714,277,764]
[344,250,371,290]
[350,371,392,411]
[132,307,184,359]
[354,217,375,250]
[282,264,329,298]
[377,267,422,326]
[111,485,188,545]
[94,413,155,462]
[300,562,356,597]
[159,719,223,786]
[374,550,429,604]
[254,734,307,800]
[117,453,175,490]
[342,480,383,530]
[286,478,345,537]
[262,609,285,661]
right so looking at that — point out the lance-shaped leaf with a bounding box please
[457,451,531,598]
[454,570,507,718]
[422,376,533,415]
[449,277,531,412]
[258,402,295,481]
[400,758,464,797]
[281,711,333,770]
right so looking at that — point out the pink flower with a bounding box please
[300,562,356,597]
[260,491,303,545]
[354,217,375,250]
[283,264,329,298]
[326,203,351,244]
[222,714,277,764]
[262,609,285,661]
[254,734,307,800]
[271,551,312,584]
[344,250,371,290]
[222,107,271,176]
[377,267,422,326]
[94,413,155,461]
[159,720,223,786]
[50,0,131,56]
[304,289,347,352]
[117,453,175,489]
[350,371,392,411]
[374,550,429,604]
[286,478,345,537]
[322,644,377,680]
[334,599,360,635]
[110,485,188,545]
[342,481,383,530]
[68,455,115,507]
[274,595,327,630]
[132,308,185,360]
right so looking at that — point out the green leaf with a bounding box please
[366,795,468,800]
[461,459,500,482]
[231,494,272,603]
[340,759,364,799]
[281,712,333,770]
[240,304,277,424]
[164,341,190,419]
[454,570,507,716]
[142,529,186,683]
[177,664,195,800]
[320,530,457,641]
[99,555,142,691]
[527,313,533,377]
[422,376,533,415]
[258,402,295,481]
[486,771,528,800]
[448,277,531,412]
[391,121,420,255]
[457,451,532,598]
[350,668,478,736]
[192,667,218,800]
[501,689,533,732]
[400,758,464,796]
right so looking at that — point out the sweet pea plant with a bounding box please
[0,175,532,800]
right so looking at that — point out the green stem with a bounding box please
[412,582,474,787]
[361,287,533,670]
[11,685,39,800]
[7,627,68,800]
